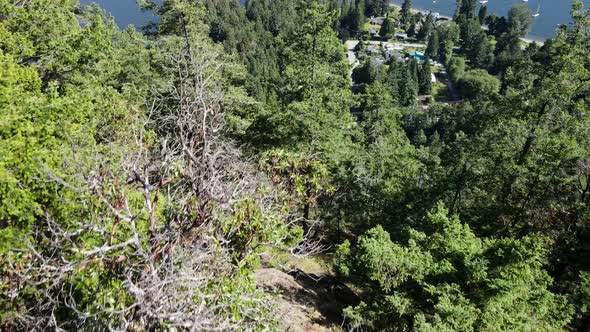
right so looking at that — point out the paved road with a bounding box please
[347,39,427,50]
[345,40,359,51]
[345,41,360,85]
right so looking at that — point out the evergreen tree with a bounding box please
[350,0,366,35]
[419,61,433,95]
[436,21,460,65]
[379,17,396,39]
[336,204,574,331]
[417,12,435,41]
[400,0,412,29]
[399,64,418,106]
[353,59,380,85]
[457,68,499,99]
[478,4,488,24]
[425,31,439,61]
[461,18,493,69]
[455,0,477,19]
[508,3,533,37]
[493,19,524,73]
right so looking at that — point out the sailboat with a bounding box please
[532,4,540,17]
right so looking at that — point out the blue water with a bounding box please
[82,0,582,40]
[80,0,160,28]
[390,0,587,41]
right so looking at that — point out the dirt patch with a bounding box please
[255,268,359,332]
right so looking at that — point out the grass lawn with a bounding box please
[363,22,382,32]
[261,246,333,275]
[489,36,497,47]
[432,81,452,103]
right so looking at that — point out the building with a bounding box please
[370,17,385,26]
[370,58,385,66]
[394,32,408,40]
[409,50,425,62]
[385,51,404,62]
[366,45,381,56]
[384,43,404,52]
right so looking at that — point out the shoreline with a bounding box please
[389,3,451,20]
[388,3,546,44]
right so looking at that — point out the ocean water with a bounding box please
[390,0,587,41]
[81,0,584,41]
[79,0,160,28]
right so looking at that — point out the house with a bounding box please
[370,17,385,26]
[366,45,381,55]
[384,44,404,52]
[370,58,385,66]
[394,53,405,62]
[369,29,380,38]
[394,32,408,40]
[409,50,425,62]
[385,50,404,62]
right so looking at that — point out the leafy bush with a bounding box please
[336,203,573,331]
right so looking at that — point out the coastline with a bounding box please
[389,3,451,20]
[388,3,545,45]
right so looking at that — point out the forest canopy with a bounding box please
[1,0,590,331]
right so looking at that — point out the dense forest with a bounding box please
[1,0,590,330]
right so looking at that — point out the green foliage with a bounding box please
[461,18,494,69]
[455,0,477,20]
[577,272,590,314]
[353,59,381,85]
[3,0,590,330]
[0,0,290,329]
[419,61,432,95]
[448,56,466,82]
[364,0,390,17]
[399,61,419,106]
[457,69,500,100]
[508,4,533,38]
[417,12,434,41]
[259,149,334,210]
[478,4,487,24]
[221,197,301,260]
[400,0,412,29]
[425,31,439,61]
[338,203,573,331]
[379,17,396,39]
[436,21,460,65]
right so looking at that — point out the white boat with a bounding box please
[479,0,488,4]
[532,4,540,17]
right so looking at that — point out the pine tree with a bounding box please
[478,4,488,24]
[336,204,574,331]
[425,31,439,61]
[419,61,432,95]
[400,0,412,29]
[379,17,396,39]
[399,64,418,106]
[417,12,434,41]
